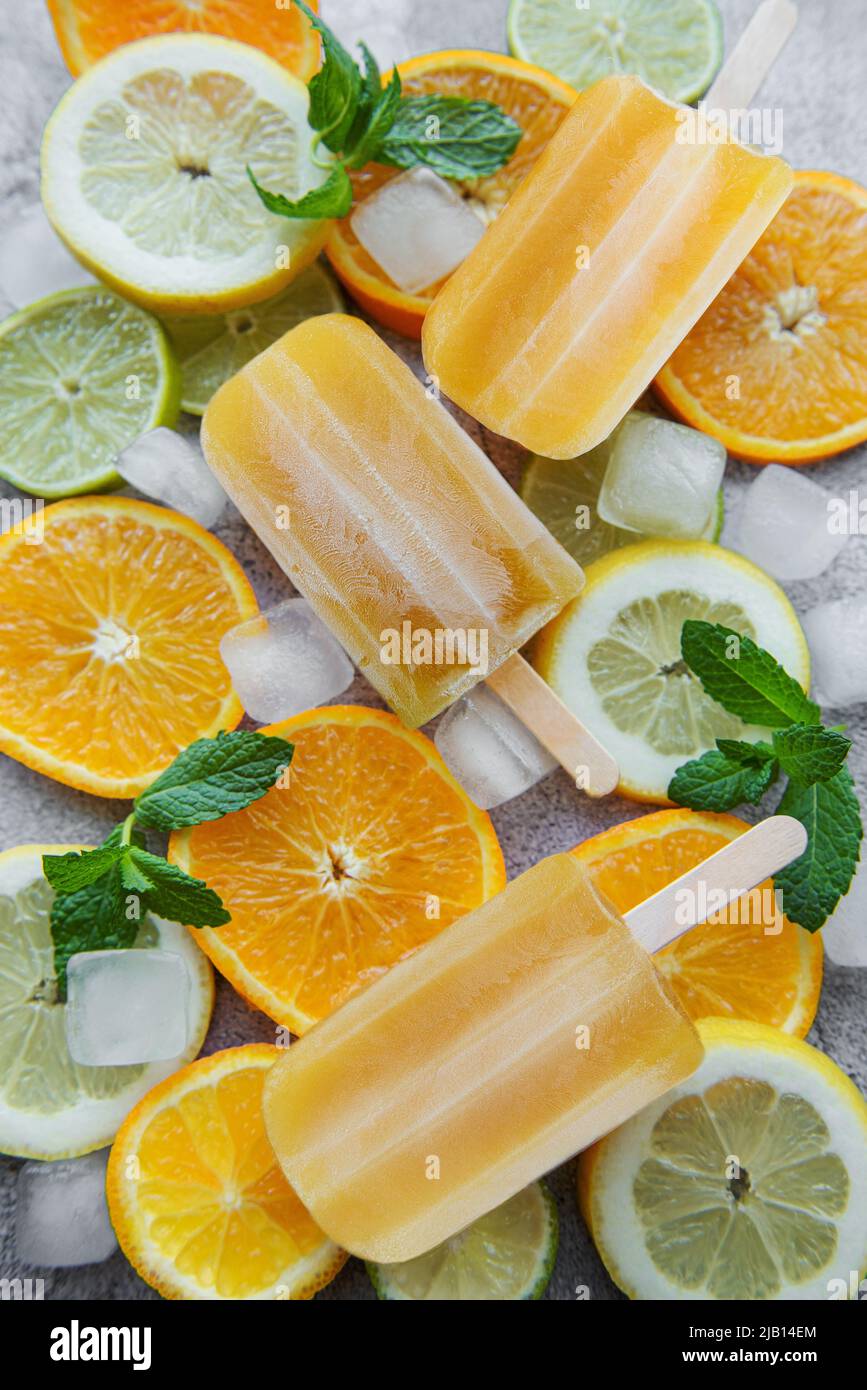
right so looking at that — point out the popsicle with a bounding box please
[422,3,797,458]
[264,817,808,1262]
[202,313,617,792]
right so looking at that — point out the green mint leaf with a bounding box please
[294,0,361,152]
[119,850,156,894]
[343,42,383,152]
[772,724,851,786]
[668,747,778,812]
[346,67,403,169]
[681,621,820,729]
[128,849,231,929]
[134,730,294,832]
[248,164,353,220]
[50,864,136,1000]
[43,842,124,894]
[774,766,863,932]
[715,739,777,767]
[376,95,522,178]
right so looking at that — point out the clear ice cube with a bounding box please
[16,1152,117,1267]
[65,948,190,1066]
[220,598,354,724]
[435,684,557,809]
[735,465,848,581]
[116,428,227,530]
[801,598,867,708]
[0,203,95,309]
[597,412,726,539]
[821,854,867,966]
[350,168,485,295]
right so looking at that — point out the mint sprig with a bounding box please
[43,730,293,996]
[668,621,862,933]
[249,0,522,220]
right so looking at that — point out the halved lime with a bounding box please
[0,844,213,1159]
[0,287,180,497]
[163,262,344,415]
[508,0,724,104]
[367,1182,558,1300]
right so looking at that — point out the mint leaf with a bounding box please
[347,67,403,169]
[43,842,124,894]
[127,849,231,929]
[774,767,862,933]
[134,730,293,831]
[294,0,361,152]
[50,864,136,999]
[343,42,383,153]
[681,621,820,729]
[773,724,851,786]
[669,746,778,812]
[377,96,522,178]
[715,739,777,767]
[248,164,353,220]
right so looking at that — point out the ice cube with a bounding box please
[0,203,96,308]
[820,854,867,966]
[435,685,557,809]
[350,168,485,295]
[116,428,227,529]
[801,598,867,708]
[16,1152,117,1267]
[65,948,190,1066]
[597,412,726,539]
[220,598,354,724]
[735,465,848,581]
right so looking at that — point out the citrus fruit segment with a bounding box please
[507,0,723,103]
[532,540,810,803]
[162,261,344,414]
[0,287,180,497]
[169,706,506,1035]
[368,1181,558,1301]
[0,844,213,1160]
[656,172,867,463]
[107,1045,347,1299]
[47,0,321,80]
[572,810,823,1037]
[578,1019,867,1300]
[41,34,332,316]
[326,50,576,337]
[0,497,255,797]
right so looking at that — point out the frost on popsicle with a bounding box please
[116,428,228,530]
[735,465,848,581]
[65,948,190,1066]
[435,684,557,808]
[597,412,726,540]
[351,168,485,295]
[16,1152,117,1268]
[220,598,354,725]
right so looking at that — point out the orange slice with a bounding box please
[571,809,822,1037]
[0,497,255,798]
[169,705,506,1034]
[655,171,867,463]
[46,0,321,80]
[326,50,577,338]
[107,1045,347,1300]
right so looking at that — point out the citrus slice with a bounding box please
[169,706,506,1034]
[0,843,213,1160]
[578,1019,867,1300]
[0,497,255,797]
[532,540,810,803]
[326,50,577,338]
[367,1181,558,1301]
[572,810,822,1037]
[41,34,332,317]
[656,172,867,463]
[162,261,344,414]
[107,1045,347,1299]
[0,287,180,497]
[507,0,723,103]
[47,0,321,81]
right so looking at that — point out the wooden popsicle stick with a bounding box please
[625,815,808,955]
[705,0,798,112]
[484,651,619,798]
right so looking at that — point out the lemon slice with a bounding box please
[0,844,213,1159]
[579,1020,867,1300]
[532,541,810,802]
[41,34,332,316]
[367,1182,558,1300]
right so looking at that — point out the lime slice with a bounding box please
[0,287,180,497]
[532,540,810,801]
[367,1182,558,1300]
[508,0,724,104]
[41,34,332,316]
[163,262,345,414]
[580,1020,867,1300]
[0,844,213,1158]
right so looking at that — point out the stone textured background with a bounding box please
[0,0,865,1301]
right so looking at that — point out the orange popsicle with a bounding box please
[422,74,794,458]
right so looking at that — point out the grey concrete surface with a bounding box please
[0,0,865,1302]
